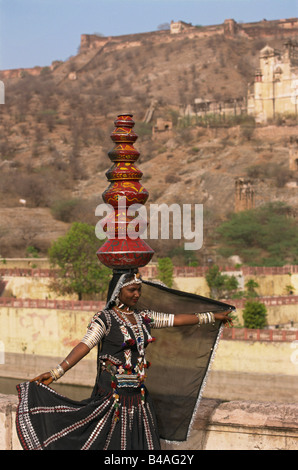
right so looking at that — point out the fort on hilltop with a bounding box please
[184,39,298,123]
[80,17,298,51]
[248,40,298,122]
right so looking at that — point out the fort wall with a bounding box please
[1,18,297,79]
[80,18,298,52]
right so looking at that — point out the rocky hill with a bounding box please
[0,19,297,263]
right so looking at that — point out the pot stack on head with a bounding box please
[96,113,154,272]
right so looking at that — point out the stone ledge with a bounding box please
[209,400,298,430]
[0,393,21,451]
[162,398,298,450]
[1,393,297,450]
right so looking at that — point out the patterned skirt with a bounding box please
[16,372,161,450]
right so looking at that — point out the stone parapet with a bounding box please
[162,399,298,450]
[1,393,296,450]
[0,394,21,450]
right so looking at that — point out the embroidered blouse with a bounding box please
[81,309,174,368]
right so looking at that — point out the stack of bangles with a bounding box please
[50,360,69,381]
[195,312,215,326]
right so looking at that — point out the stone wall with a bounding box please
[2,263,298,299]
[162,399,298,451]
[0,394,21,450]
[0,300,297,361]
[80,18,298,52]
[0,304,297,398]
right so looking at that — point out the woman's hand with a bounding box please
[214,310,233,327]
[30,372,53,386]
[29,343,91,387]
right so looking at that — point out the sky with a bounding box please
[0,0,297,70]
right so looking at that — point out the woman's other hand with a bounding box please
[214,310,233,327]
[30,372,53,386]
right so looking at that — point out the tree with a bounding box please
[244,279,259,298]
[242,300,267,329]
[157,23,170,31]
[48,222,111,300]
[157,257,174,288]
[216,202,298,266]
[205,265,239,299]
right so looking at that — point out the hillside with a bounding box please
[0,19,297,263]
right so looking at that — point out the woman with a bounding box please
[16,271,233,450]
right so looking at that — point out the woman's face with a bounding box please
[119,283,142,308]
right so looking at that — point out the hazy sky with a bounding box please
[0,0,297,70]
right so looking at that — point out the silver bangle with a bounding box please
[50,364,65,381]
[151,312,175,328]
[195,312,215,326]
[81,317,106,350]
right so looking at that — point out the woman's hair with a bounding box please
[106,270,140,308]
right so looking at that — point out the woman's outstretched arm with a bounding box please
[173,310,233,327]
[31,342,91,386]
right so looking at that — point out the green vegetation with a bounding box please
[205,266,268,328]
[242,300,268,329]
[216,202,298,266]
[26,246,40,258]
[177,113,255,131]
[205,264,239,300]
[48,222,110,300]
[244,279,259,298]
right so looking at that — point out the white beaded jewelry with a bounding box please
[121,273,142,288]
[195,311,215,326]
[150,311,175,328]
[81,317,106,350]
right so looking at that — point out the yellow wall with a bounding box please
[0,258,51,269]
[3,277,77,300]
[212,339,298,376]
[0,306,96,360]
[245,274,298,297]
[0,306,297,376]
[174,273,298,298]
[3,272,298,308]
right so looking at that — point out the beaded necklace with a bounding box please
[119,310,145,356]
[114,306,134,316]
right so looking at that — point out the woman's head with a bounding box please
[106,271,142,309]
[119,281,142,308]
[118,272,142,308]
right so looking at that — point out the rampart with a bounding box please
[80,17,298,52]
[1,18,297,80]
